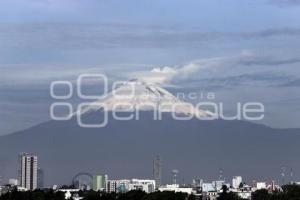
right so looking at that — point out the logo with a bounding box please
[50,73,265,128]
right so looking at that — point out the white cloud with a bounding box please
[133,53,246,84]
[132,51,300,87]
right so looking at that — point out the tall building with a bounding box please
[153,156,162,188]
[232,176,242,189]
[37,168,44,189]
[93,174,108,191]
[19,153,38,190]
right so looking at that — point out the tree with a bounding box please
[142,191,189,200]
[217,185,240,200]
[118,190,147,200]
[0,189,65,200]
[238,182,244,189]
[282,184,300,200]
[251,189,271,200]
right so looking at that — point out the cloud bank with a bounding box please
[134,52,300,89]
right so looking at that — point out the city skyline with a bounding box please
[1,153,297,189]
[1,152,299,200]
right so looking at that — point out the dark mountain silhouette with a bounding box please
[0,111,299,186]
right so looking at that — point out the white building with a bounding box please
[19,153,38,190]
[107,179,155,193]
[237,191,251,199]
[158,184,194,194]
[129,179,155,193]
[232,176,242,189]
[256,182,267,190]
[9,179,19,186]
[202,183,216,192]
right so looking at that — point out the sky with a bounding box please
[1,0,300,135]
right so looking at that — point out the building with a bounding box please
[0,185,28,196]
[19,153,38,190]
[107,180,117,193]
[232,176,242,189]
[237,191,251,199]
[107,179,130,193]
[202,191,218,200]
[37,168,44,189]
[107,179,155,193]
[192,178,203,193]
[8,179,18,186]
[158,184,194,194]
[93,174,108,191]
[129,179,156,193]
[212,180,225,191]
[256,182,267,190]
[202,183,216,192]
[153,156,162,188]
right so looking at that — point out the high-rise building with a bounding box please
[93,174,108,191]
[37,168,44,189]
[19,153,38,190]
[232,176,242,189]
[153,156,162,188]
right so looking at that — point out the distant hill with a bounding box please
[0,111,299,186]
[1,80,299,186]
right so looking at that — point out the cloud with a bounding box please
[133,52,300,88]
[279,78,300,87]
[269,0,300,6]
[1,24,300,53]
[241,27,300,38]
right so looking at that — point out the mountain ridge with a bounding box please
[0,111,300,186]
[0,82,299,186]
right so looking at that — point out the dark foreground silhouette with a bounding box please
[1,184,300,200]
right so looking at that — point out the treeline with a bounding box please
[217,184,300,200]
[79,190,196,200]
[1,184,300,200]
[251,184,300,200]
[0,189,65,200]
[0,190,196,200]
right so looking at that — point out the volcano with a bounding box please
[0,80,299,186]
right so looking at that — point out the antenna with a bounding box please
[219,168,224,181]
[281,167,286,186]
[172,169,179,185]
[290,168,293,184]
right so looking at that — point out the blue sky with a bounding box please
[1,0,300,134]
